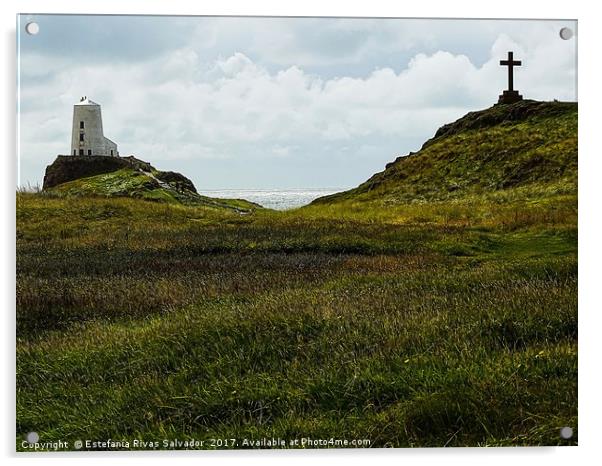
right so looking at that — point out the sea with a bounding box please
[197,188,347,210]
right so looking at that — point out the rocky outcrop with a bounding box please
[154,171,197,194]
[43,156,130,189]
[39,154,264,212]
[42,155,196,192]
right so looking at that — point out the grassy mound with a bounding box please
[313,100,577,205]
[48,168,260,213]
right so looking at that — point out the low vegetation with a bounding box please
[16,101,577,449]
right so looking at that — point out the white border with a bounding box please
[2,1,600,465]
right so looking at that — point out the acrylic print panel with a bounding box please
[16,14,577,451]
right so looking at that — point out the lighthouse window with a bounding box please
[80,121,84,129]
[79,133,84,141]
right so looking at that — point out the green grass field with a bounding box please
[16,192,577,448]
[16,101,577,449]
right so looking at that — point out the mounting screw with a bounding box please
[560,426,574,439]
[25,22,39,35]
[559,27,573,40]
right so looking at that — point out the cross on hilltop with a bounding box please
[498,51,524,104]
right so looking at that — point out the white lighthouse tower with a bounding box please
[70,96,119,157]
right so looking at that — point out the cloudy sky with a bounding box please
[17,15,577,189]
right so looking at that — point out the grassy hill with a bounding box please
[42,155,259,213]
[50,168,259,212]
[313,100,577,205]
[16,100,577,449]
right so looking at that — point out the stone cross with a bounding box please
[498,51,524,104]
[500,51,521,92]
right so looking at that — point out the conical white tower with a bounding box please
[70,97,119,156]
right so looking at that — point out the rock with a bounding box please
[154,171,197,193]
[42,155,150,190]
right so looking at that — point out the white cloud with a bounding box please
[18,21,577,188]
